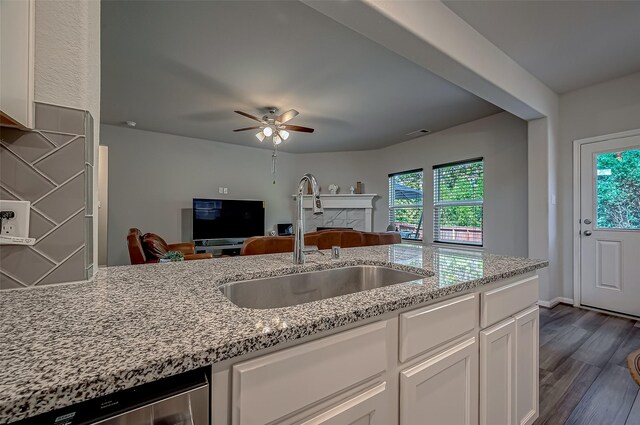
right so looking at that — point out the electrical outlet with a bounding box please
[223,187,228,194]
[0,200,30,238]
[2,222,16,236]
[218,187,224,194]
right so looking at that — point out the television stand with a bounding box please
[194,238,246,256]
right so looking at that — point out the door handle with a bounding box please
[583,230,592,236]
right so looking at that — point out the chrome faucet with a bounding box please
[294,173,323,264]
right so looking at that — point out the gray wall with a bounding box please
[101,124,298,266]
[296,112,529,256]
[558,71,640,299]
[102,111,529,265]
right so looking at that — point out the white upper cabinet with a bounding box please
[0,0,35,128]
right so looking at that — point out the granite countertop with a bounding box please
[0,244,547,423]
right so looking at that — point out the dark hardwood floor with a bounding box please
[535,304,640,425]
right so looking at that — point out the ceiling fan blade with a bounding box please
[280,124,315,133]
[233,126,261,132]
[235,110,265,123]
[275,109,299,124]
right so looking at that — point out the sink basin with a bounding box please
[219,265,425,309]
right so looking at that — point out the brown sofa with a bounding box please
[240,229,401,256]
[127,228,213,265]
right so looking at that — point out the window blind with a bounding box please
[388,169,424,240]
[433,159,484,245]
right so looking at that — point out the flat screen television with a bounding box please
[193,198,265,240]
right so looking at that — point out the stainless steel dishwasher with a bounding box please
[18,369,209,425]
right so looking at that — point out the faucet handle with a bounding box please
[303,245,324,255]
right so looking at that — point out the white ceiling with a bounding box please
[101,1,501,153]
[444,0,640,94]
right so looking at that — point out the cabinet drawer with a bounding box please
[232,321,388,425]
[399,293,478,362]
[297,382,387,425]
[481,274,538,328]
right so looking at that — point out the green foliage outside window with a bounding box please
[596,149,640,229]
[438,205,483,228]
[391,172,423,221]
[389,171,424,239]
[435,161,484,228]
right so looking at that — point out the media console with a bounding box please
[194,238,247,256]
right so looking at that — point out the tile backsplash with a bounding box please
[0,103,94,289]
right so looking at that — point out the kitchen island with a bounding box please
[0,244,547,424]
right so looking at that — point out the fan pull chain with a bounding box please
[272,146,278,184]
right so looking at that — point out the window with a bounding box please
[433,158,483,245]
[389,169,424,240]
[596,148,640,230]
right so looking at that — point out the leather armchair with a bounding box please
[127,228,213,265]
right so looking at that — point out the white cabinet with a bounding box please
[0,0,35,128]
[480,306,539,425]
[399,293,478,362]
[480,318,516,425]
[222,273,541,425]
[514,307,539,425]
[481,275,539,328]
[231,321,389,425]
[296,383,388,425]
[400,337,478,425]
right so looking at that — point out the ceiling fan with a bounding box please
[233,107,315,145]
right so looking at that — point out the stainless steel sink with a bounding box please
[219,265,425,309]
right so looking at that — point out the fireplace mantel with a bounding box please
[292,194,379,231]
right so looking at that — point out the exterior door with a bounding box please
[580,135,640,317]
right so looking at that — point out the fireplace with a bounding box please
[294,194,378,232]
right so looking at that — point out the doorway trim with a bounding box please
[572,128,640,311]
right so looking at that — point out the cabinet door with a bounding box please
[232,321,388,425]
[400,337,478,425]
[480,318,516,425]
[514,306,539,425]
[0,0,34,127]
[296,383,387,425]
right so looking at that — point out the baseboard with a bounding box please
[538,297,574,309]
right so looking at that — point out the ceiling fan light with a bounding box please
[273,134,282,145]
[256,132,265,142]
[263,126,273,137]
[279,129,290,140]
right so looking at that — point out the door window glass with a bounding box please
[595,148,640,229]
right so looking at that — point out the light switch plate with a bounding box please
[0,200,30,238]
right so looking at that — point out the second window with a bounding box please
[433,158,484,246]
